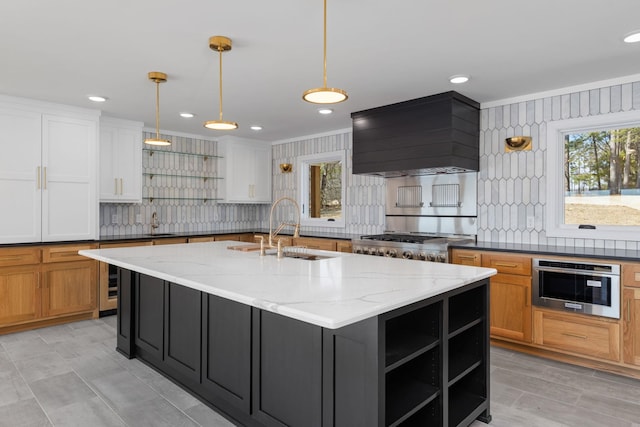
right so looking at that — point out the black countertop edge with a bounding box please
[1,229,361,248]
[450,241,640,262]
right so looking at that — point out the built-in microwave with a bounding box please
[532,258,620,319]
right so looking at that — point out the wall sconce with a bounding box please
[505,136,532,152]
[280,163,293,173]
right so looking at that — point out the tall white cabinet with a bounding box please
[0,96,99,244]
[99,117,143,203]
[218,136,272,204]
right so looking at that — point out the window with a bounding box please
[298,150,346,228]
[546,110,640,240]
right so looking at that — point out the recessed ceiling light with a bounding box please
[250,125,263,131]
[88,95,107,102]
[318,108,333,115]
[449,75,470,84]
[623,30,640,43]
[179,112,195,118]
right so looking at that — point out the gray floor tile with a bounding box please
[576,393,640,423]
[47,396,125,427]
[146,375,201,411]
[36,324,74,345]
[183,402,237,427]
[29,372,97,413]
[0,372,34,407]
[14,351,73,384]
[0,398,52,427]
[492,367,582,405]
[118,397,200,427]
[513,392,632,427]
[89,370,160,411]
[3,336,53,361]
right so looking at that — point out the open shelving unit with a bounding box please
[142,148,222,204]
[381,280,490,427]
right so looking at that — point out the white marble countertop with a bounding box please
[80,241,496,329]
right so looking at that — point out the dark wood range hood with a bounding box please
[351,91,480,177]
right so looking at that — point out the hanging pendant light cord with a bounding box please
[218,48,224,121]
[155,80,161,139]
[322,0,327,87]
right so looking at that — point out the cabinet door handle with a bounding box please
[43,167,47,190]
[562,332,587,339]
[458,255,477,260]
[37,166,41,189]
[495,262,518,268]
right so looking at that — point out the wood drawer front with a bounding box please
[100,241,152,249]
[43,244,98,263]
[336,241,352,253]
[533,309,620,361]
[623,263,640,288]
[188,237,215,243]
[482,253,531,275]
[152,238,188,245]
[451,249,481,266]
[0,247,41,267]
[292,237,336,251]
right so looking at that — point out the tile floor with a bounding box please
[0,317,639,427]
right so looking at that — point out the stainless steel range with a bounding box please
[352,233,474,262]
[352,172,477,262]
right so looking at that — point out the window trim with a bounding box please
[546,109,640,240]
[297,150,347,229]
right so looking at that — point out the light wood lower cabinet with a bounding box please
[292,237,337,251]
[336,240,352,253]
[533,308,620,362]
[0,243,98,334]
[450,249,481,266]
[42,260,97,317]
[187,236,215,243]
[0,265,41,325]
[623,287,640,366]
[490,273,532,343]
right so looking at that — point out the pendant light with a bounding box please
[204,36,238,130]
[144,72,171,146]
[302,0,348,104]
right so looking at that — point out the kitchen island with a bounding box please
[80,241,496,427]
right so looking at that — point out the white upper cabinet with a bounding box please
[219,136,272,204]
[99,117,142,203]
[0,96,99,244]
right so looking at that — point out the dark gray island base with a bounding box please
[116,268,491,427]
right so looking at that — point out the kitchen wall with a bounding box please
[271,130,386,236]
[478,79,640,249]
[99,132,264,236]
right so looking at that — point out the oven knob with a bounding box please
[436,254,446,263]
[386,249,398,258]
[417,252,427,261]
[427,253,436,262]
[402,250,413,259]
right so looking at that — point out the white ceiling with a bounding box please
[2,0,640,142]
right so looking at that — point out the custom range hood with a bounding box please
[351,91,480,177]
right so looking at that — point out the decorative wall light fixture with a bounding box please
[505,136,532,152]
[204,36,238,130]
[280,163,293,173]
[302,0,348,104]
[144,72,171,146]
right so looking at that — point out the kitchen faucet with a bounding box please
[151,212,159,235]
[268,196,301,249]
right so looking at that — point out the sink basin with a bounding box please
[145,233,176,237]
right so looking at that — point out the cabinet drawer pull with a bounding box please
[458,255,476,260]
[561,332,587,339]
[0,256,22,261]
[495,262,518,268]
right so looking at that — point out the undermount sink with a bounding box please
[145,233,176,237]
